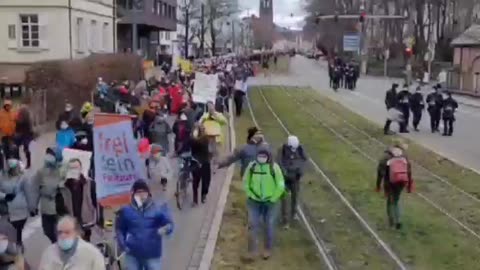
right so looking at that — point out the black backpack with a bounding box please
[282,144,306,161]
[249,162,276,178]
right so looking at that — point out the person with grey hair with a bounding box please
[38,215,105,270]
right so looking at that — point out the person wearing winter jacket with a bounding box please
[55,103,82,132]
[14,101,34,169]
[56,121,76,155]
[0,99,17,172]
[218,126,267,176]
[277,135,307,227]
[0,216,26,270]
[57,158,97,242]
[172,112,191,154]
[30,147,64,243]
[376,140,413,230]
[149,113,171,155]
[243,147,285,260]
[115,180,174,270]
[0,156,36,248]
[38,215,105,270]
[147,145,172,191]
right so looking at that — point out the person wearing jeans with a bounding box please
[243,147,285,260]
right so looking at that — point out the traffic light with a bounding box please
[359,11,366,23]
[405,47,413,57]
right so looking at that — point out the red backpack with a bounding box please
[387,156,409,184]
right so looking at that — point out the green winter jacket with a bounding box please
[243,161,285,203]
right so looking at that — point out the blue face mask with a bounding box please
[58,238,76,251]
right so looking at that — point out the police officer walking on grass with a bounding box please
[442,92,458,136]
[409,86,425,131]
[426,84,443,133]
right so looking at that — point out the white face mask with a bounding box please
[0,240,8,254]
[134,195,143,207]
[257,156,268,164]
[60,123,68,130]
[65,106,72,112]
[180,115,187,121]
[66,168,81,179]
[192,130,199,138]
[80,138,88,145]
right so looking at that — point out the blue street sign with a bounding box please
[343,34,360,52]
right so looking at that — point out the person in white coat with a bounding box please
[38,215,105,270]
[147,144,172,191]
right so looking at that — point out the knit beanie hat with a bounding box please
[132,180,150,194]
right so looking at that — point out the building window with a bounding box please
[75,18,84,51]
[165,31,170,40]
[89,20,97,51]
[103,22,109,50]
[162,3,167,16]
[156,1,161,15]
[159,31,164,39]
[20,14,39,47]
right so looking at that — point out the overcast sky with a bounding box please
[239,0,306,30]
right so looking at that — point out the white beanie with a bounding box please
[287,135,299,149]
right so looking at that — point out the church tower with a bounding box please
[259,0,274,49]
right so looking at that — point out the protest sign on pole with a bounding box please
[62,148,92,177]
[94,113,147,208]
[193,72,219,103]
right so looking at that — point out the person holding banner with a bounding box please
[199,102,227,164]
[56,158,97,242]
[116,180,174,270]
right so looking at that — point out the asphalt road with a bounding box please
[249,55,480,173]
[20,124,228,269]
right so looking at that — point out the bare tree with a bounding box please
[205,0,238,56]
[178,0,201,58]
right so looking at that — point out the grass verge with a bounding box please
[211,105,322,270]
[251,87,480,269]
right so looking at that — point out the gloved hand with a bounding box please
[4,193,16,202]
[30,209,38,217]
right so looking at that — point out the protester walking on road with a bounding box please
[147,144,171,191]
[383,84,398,135]
[277,135,307,227]
[426,85,443,133]
[56,103,82,132]
[0,216,26,270]
[172,112,191,155]
[149,112,171,155]
[0,99,17,171]
[56,121,76,155]
[191,125,211,205]
[376,140,414,229]
[14,101,34,169]
[116,180,174,270]
[409,86,425,131]
[442,92,458,136]
[218,127,267,176]
[243,147,285,260]
[31,147,64,243]
[57,158,97,242]
[0,154,35,249]
[38,215,105,270]
[200,101,227,163]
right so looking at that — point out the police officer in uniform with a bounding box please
[396,85,411,133]
[442,92,458,136]
[383,83,399,134]
[409,86,425,131]
[426,85,443,133]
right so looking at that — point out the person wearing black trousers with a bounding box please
[190,126,211,205]
[426,85,444,133]
[409,86,425,131]
[442,92,458,136]
[396,85,411,133]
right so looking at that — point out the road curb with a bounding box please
[198,98,236,270]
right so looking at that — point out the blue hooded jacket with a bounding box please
[55,128,76,154]
[115,198,174,259]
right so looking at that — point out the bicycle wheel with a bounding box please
[176,176,187,210]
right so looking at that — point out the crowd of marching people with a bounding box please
[384,83,458,136]
[0,54,254,269]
